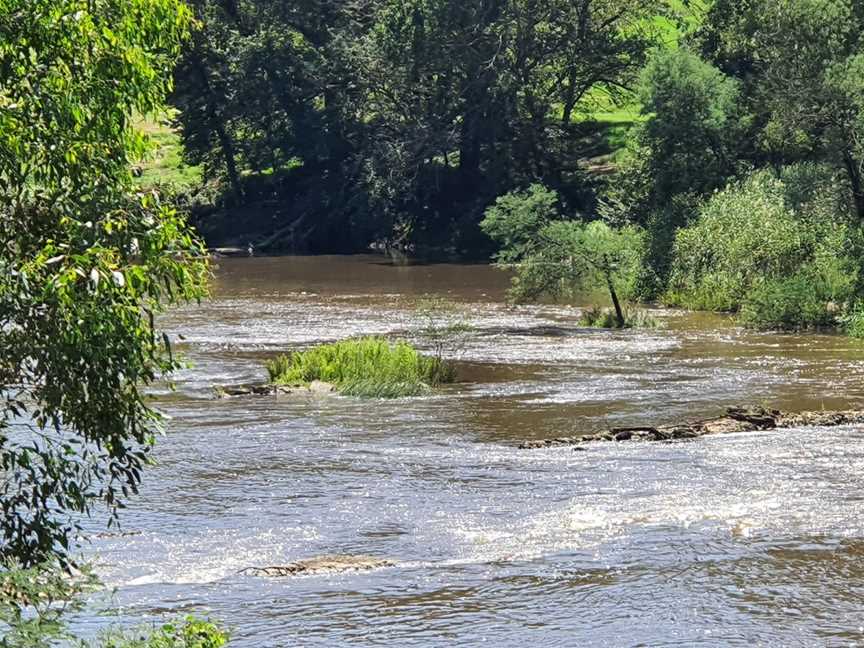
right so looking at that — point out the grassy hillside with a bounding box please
[133,111,201,190]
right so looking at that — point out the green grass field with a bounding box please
[133,111,201,190]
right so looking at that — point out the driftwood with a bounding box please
[519,407,864,450]
[210,247,251,257]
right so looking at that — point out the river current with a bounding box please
[76,256,864,647]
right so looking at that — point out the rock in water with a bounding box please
[518,406,864,449]
[242,555,396,577]
[216,384,275,398]
[309,380,335,394]
[215,381,337,398]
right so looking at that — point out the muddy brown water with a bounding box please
[76,256,864,646]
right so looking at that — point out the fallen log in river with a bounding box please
[519,407,864,450]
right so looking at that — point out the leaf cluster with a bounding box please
[0,0,209,566]
[482,184,645,305]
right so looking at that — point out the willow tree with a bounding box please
[481,185,644,327]
[0,0,208,566]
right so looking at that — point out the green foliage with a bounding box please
[738,273,838,331]
[667,168,862,329]
[1,565,227,648]
[637,48,745,204]
[1,563,226,648]
[0,562,99,648]
[482,185,645,325]
[266,337,455,398]
[695,0,864,219]
[479,185,560,264]
[604,48,746,296]
[413,296,474,362]
[578,305,659,329]
[609,47,745,218]
[97,617,228,648]
[841,304,864,339]
[0,0,208,566]
[596,47,747,300]
[171,0,663,253]
[668,172,802,310]
[612,0,864,320]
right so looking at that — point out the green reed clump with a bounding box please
[265,337,455,398]
[578,305,659,329]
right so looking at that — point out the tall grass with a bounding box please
[578,305,660,329]
[265,337,456,398]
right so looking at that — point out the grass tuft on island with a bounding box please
[265,337,456,398]
[578,305,660,329]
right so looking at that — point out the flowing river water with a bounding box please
[76,256,864,646]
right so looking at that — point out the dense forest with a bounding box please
[168,0,864,333]
[172,0,671,253]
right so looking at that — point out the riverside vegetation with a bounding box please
[0,0,225,644]
[5,0,864,644]
[265,337,456,398]
[157,0,864,335]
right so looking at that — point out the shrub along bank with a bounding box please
[665,167,864,333]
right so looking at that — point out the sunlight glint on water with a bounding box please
[75,256,864,647]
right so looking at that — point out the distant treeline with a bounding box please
[173,0,864,333]
[171,0,675,254]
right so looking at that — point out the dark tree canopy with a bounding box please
[172,0,663,254]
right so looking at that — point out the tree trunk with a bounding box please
[843,151,864,220]
[606,273,625,328]
[459,116,481,179]
[562,79,577,125]
[188,43,242,201]
[222,0,243,24]
[214,119,242,200]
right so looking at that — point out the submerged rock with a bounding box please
[241,555,396,577]
[216,384,274,397]
[94,530,142,539]
[519,407,864,449]
[215,382,336,399]
[308,380,335,394]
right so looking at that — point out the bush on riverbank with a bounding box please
[737,273,839,331]
[841,305,864,338]
[666,168,863,331]
[1,562,227,648]
[265,337,456,398]
[578,305,659,329]
[100,617,228,648]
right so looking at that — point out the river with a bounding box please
[77,255,864,646]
